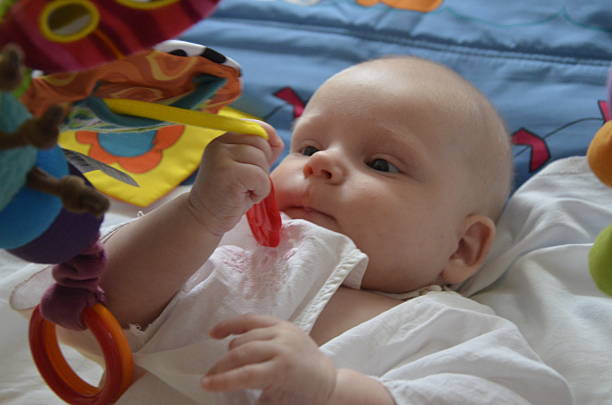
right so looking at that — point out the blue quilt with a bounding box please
[182,0,612,189]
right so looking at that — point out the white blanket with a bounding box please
[466,156,612,404]
[1,157,611,404]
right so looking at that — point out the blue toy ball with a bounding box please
[8,164,104,264]
[0,146,66,249]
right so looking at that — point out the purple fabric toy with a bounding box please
[40,239,107,330]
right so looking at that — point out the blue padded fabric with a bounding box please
[182,0,612,189]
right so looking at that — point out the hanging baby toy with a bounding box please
[0,1,281,404]
[588,69,612,297]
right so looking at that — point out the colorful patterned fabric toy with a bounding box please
[24,39,246,206]
[0,0,220,73]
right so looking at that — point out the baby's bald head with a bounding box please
[278,56,512,291]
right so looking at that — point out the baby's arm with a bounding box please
[101,123,283,328]
[327,370,394,404]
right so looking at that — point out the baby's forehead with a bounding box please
[335,59,483,113]
[298,58,497,145]
[342,57,468,89]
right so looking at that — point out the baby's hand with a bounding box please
[202,314,337,405]
[188,122,283,236]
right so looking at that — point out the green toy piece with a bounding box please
[589,225,612,296]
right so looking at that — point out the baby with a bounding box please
[22,56,572,404]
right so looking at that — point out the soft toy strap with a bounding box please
[40,237,106,330]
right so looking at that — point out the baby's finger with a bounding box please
[216,131,273,165]
[228,327,276,350]
[225,143,269,171]
[207,341,276,377]
[209,314,280,339]
[231,162,271,204]
[240,120,284,164]
[251,120,284,164]
[202,361,274,392]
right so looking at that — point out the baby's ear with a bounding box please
[442,215,496,285]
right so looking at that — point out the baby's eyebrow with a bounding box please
[378,126,424,154]
[377,127,430,176]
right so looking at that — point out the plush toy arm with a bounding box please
[27,167,109,217]
[0,43,22,92]
[0,105,63,150]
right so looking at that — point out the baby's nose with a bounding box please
[303,152,344,184]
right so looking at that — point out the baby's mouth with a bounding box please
[285,206,335,224]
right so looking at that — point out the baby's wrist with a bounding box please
[183,192,235,238]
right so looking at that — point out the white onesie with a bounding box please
[12,215,573,405]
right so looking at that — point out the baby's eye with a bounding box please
[367,158,400,173]
[300,145,319,156]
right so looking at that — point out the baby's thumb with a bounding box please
[244,119,285,164]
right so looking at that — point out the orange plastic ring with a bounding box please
[29,304,133,404]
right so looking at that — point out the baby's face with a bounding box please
[271,62,475,293]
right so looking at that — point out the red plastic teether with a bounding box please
[246,181,281,247]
